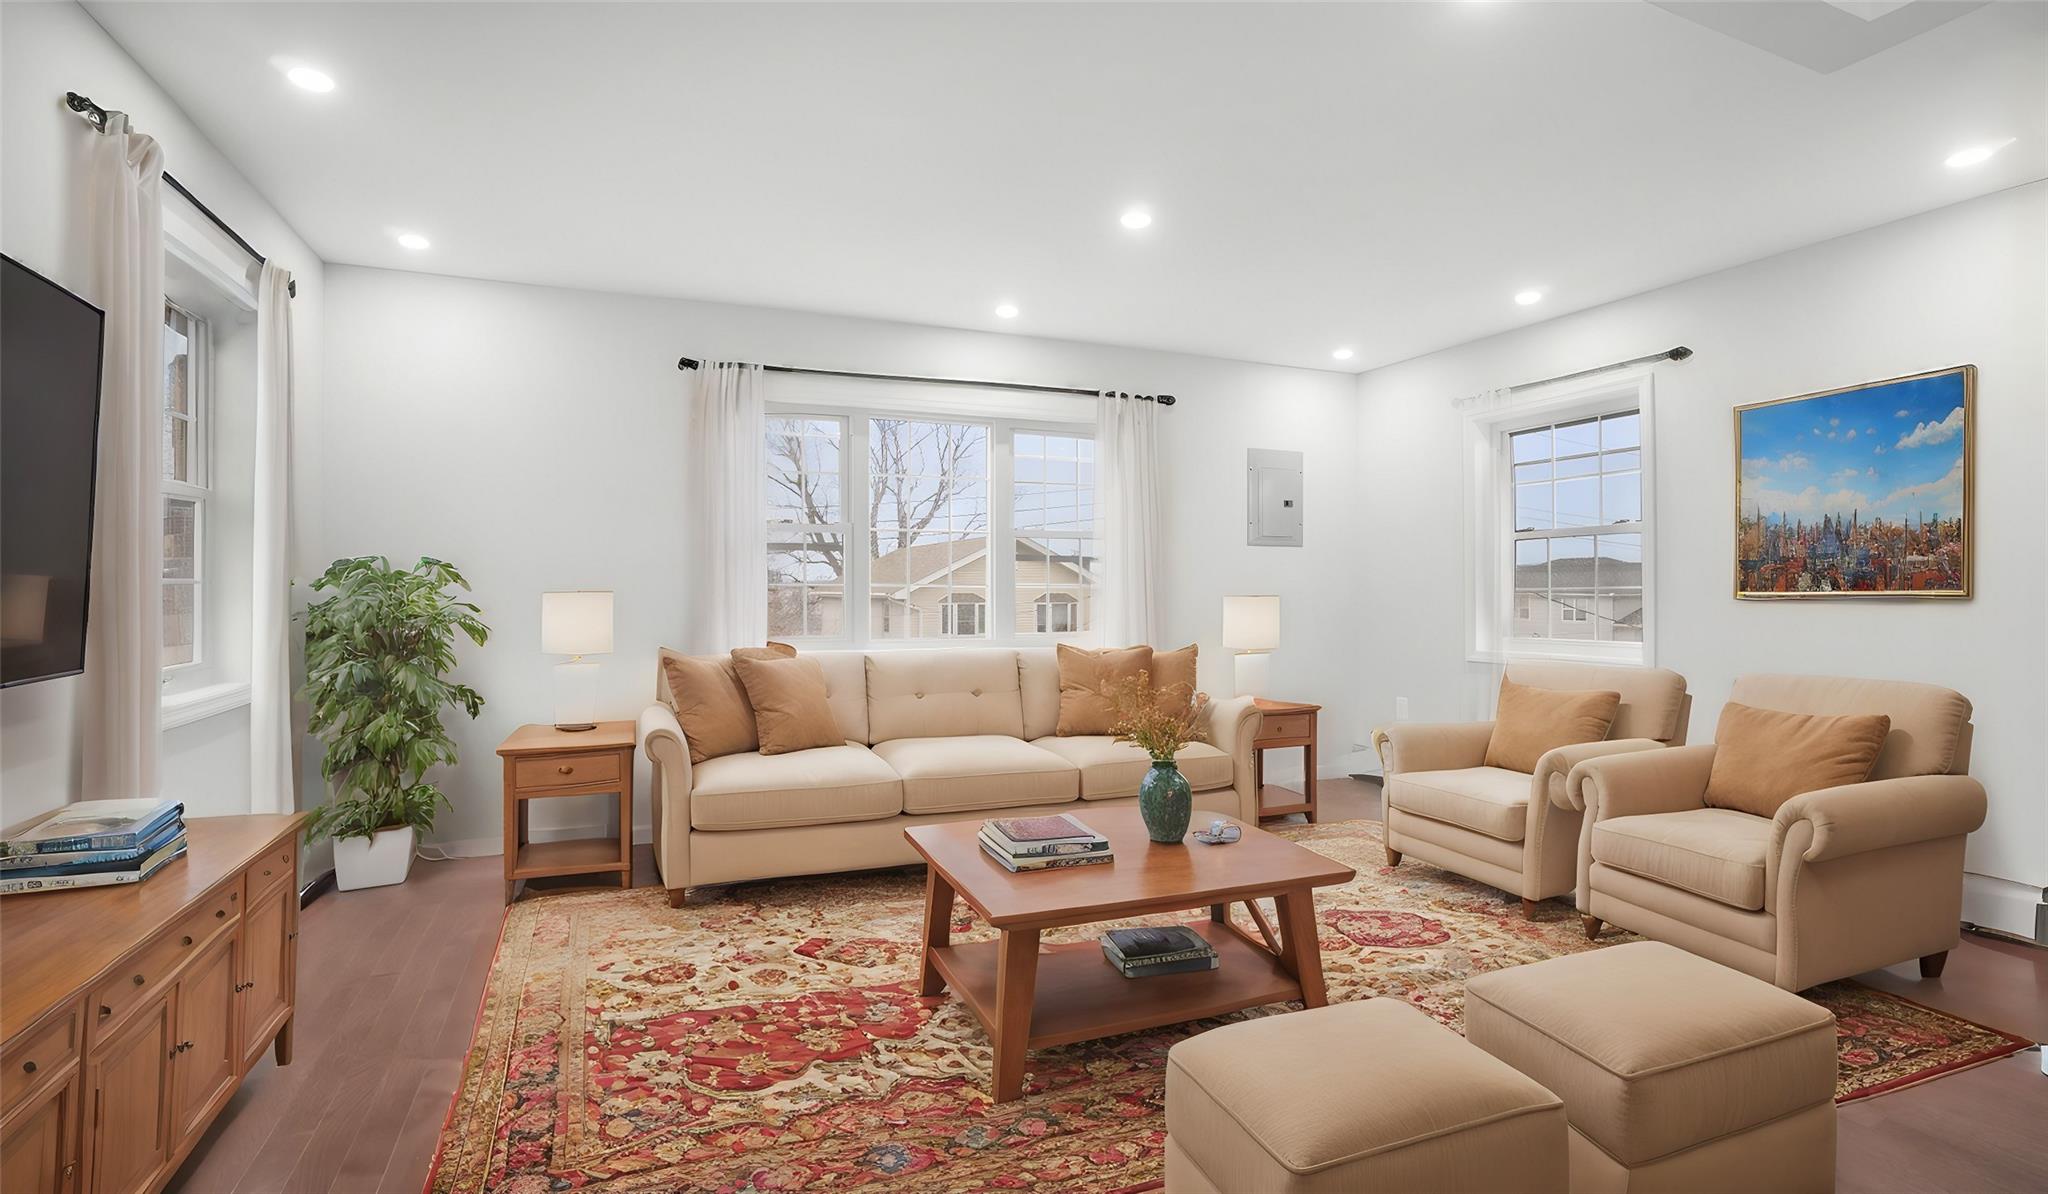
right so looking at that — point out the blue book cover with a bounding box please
[0,837,187,895]
[0,817,186,876]
[0,799,183,858]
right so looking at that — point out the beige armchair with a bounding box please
[1562,675,1985,991]
[1376,663,1691,917]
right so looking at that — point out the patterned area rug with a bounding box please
[426,819,2029,1193]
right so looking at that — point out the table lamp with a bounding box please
[542,590,613,731]
[1222,594,1280,698]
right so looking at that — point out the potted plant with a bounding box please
[1110,674,1212,843]
[301,556,488,890]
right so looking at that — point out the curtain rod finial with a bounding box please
[677,356,700,371]
[1669,346,1694,362]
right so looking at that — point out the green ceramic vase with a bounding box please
[1138,759,1192,843]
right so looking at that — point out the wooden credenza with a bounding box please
[0,814,305,1194]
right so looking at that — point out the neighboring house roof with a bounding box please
[871,535,1096,599]
[1514,557,1642,590]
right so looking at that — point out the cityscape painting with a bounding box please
[1736,365,1973,599]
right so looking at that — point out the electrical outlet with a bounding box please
[1395,696,1410,721]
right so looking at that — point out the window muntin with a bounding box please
[1508,410,1643,646]
[161,303,206,669]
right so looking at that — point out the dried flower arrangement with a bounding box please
[1107,672,1211,762]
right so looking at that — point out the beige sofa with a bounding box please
[1376,663,1691,916]
[637,647,1263,905]
[1562,674,1985,991]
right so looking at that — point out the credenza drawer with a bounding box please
[246,843,295,898]
[513,753,621,791]
[1,1003,79,1119]
[89,884,240,1037]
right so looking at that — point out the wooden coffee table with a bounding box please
[905,807,1355,1102]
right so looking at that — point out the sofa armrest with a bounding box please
[1205,695,1264,822]
[639,703,693,893]
[1537,739,1665,810]
[1772,774,1987,865]
[1373,722,1494,777]
[1567,743,1716,820]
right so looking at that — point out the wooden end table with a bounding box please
[1253,697,1321,822]
[905,807,1355,1103]
[496,722,636,903]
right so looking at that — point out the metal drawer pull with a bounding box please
[557,764,573,774]
[181,935,193,946]
[20,1060,35,1074]
[131,974,145,986]
[217,909,228,919]
[98,1005,111,1019]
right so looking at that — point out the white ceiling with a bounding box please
[84,1,2047,372]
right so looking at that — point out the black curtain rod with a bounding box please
[678,357,1174,405]
[1508,346,1692,393]
[66,92,296,299]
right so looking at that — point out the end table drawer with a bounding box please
[1259,714,1313,741]
[515,753,622,790]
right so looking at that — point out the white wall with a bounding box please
[1355,183,2048,935]
[319,266,1364,853]
[0,1,326,834]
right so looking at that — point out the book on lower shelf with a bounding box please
[978,813,1112,873]
[1100,925,1219,978]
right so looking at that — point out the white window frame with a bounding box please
[764,393,1097,648]
[1462,370,1656,666]
[161,300,210,677]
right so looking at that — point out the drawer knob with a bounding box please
[131,974,145,987]
[98,1005,112,1019]
[557,764,573,774]
[264,868,273,877]
[20,1060,35,1075]
[181,935,194,947]
[217,909,228,919]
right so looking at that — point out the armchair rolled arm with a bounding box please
[1772,773,1987,865]
[1567,743,1716,819]
[1373,721,1494,776]
[1536,738,1665,809]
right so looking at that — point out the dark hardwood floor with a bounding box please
[170,777,2046,1193]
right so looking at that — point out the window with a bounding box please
[1463,374,1654,665]
[161,303,206,669]
[763,405,1095,645]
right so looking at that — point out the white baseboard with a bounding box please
[432,822,654,859]
[1962,872,2046,942]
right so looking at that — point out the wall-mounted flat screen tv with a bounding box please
[2,254,106,687]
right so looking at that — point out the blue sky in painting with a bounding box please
[1739,371,1966,526]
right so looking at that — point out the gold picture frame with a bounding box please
[1734,364,1973,600]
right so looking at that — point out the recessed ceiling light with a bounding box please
[1943,138,2014,169]
[285,65,335,93]
[1119,208,1153,230]
[395,232,431,250]
[1514,289,1544,306]
[994,303,1019,319]
[1331,347,1355,361]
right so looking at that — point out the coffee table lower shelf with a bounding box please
[925,920,1301,1050]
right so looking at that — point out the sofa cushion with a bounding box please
[1483,676,1620,774]
[1166,999,1566,1194]
[1149,644,1200,714]
[1591,808,1770,910]
[1386,767,1532,842]
[871,735,1079,814]
[865,649,1026,742]
[1728,674,1970,780]
[1464,941,1836,1167]
[1018,648,1063,740]
[1030,736,1233,798]
[658,643,796,765]
[732,652,845,755]
[1706,701,1890,818]
[690,744,903,831]
[1055,644,1153,735]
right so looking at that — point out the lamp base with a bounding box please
[553,660,601,731]
[553,722,597,733]
[1232,651,1271,699]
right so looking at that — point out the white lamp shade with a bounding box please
[541,591,614,656]
[1222,594,1281,651]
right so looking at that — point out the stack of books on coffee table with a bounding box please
[1100,925,1220,978]
[976,813,1111,873]
[0,798,188,895]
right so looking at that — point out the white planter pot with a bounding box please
[333,826,417,891]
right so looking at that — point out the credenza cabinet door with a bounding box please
[1,1070,81,1194]
[238,877,293,1072]
[170,933,239,1158]
[85,994,174,1194]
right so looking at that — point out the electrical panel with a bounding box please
[1246,448,1303,547]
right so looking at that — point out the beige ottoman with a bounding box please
[1465,941,1836,1194]
[1165,999,1568,1193]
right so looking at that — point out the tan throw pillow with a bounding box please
[1149,644,1199,716]
[658,643,795,765]
[731,652,843,755]
[1482,677,1622,773]
[1705,701,1891,818]
[1056,643,1154,735]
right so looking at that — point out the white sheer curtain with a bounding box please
[80,112,166,801]
[1094,391,1161,646]
[249,262,296,813]
[685,362,766,652]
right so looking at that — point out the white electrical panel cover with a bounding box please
[1246,448,1303,547]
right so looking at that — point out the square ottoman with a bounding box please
[1465,941,1836,1194]
[1165,999,1567,1193]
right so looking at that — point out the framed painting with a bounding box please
[1735,365,1973,599]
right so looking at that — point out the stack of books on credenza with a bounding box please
[976,813,1112,873]
[1100,925,1220,978]
[0,798,188,895]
